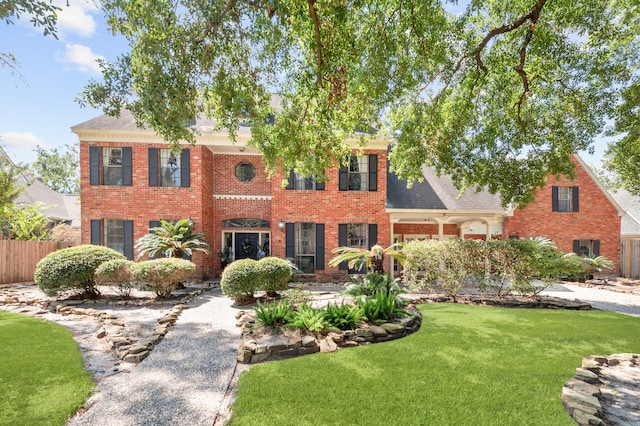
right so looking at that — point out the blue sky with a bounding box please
[0,0,610,169]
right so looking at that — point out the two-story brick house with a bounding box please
[72,111,623,278]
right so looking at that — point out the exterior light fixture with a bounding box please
[278,219,285,230]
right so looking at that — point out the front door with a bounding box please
[235,233,260,260]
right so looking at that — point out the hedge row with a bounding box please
[34,245,195,298]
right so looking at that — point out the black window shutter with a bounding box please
[551,186,559,212]
[89,146,100,185]
[573,239,581,255]
[338,164,348,191]
[148,148,158,187]
[316,224,325,270]
[149,220,160,230]
[181,149,190,187]
[122,147,132,186]
[368,224,378,249]
[285,223,295,259]
[90,220,101,245]
[316,171,325,191]
[285,169,295,190]
[368,154,378,191]
[124,220,134,260]
[593,240,600,256]
[572,186,579,212]
[338,224,348,270]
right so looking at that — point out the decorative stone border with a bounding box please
[0,285,211,364]
[563,354,640,426]
[236,307,422,364]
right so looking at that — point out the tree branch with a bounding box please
[307,0,323,87]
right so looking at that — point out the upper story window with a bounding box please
[285,170,325,191]
[148,148,190,188]
[236,162,256,182]
[90,146,132,186]
[339,154,378,192]
[552,186,579,212]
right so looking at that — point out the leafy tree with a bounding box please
[134,218,211,259]
[29,144,80,194]
[1,201,52,241]
[1,0,61,77]
[79,0,640,206]
[0,152,23,211]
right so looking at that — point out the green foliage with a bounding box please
[356,291,408,323]
[253,300,294,328]
[135,218,210,260]
[95,259,136,297]
[130,258,195,298]
[344,272,406,305]
[0,154,23,212]
[80,0,640,206]
[562,253,615,282]
[329,244,405,274]
[289,306,331,333]
[34,244,125,296]
[29,144,79,194]
[220,258,260,303]
[0,311,93,426]
[324,303,363,331]
[257,257,292,295]
[1,201,52,241]
[280,284,314,309]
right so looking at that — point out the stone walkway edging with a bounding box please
[235,306,422,364]
[563,354,640,426]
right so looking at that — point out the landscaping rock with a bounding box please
[320,337,337,353]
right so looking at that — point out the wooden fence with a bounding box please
[621,238,640,279]
[0,240,65,284]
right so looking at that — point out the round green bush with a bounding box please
[220,258,260,303]
[131,258,195,298]
[95,259,136,297]
[257,257,292,295]
[34,245,126,296]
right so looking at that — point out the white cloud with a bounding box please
[58,43,104,74]
[54,0,100,38]
[0,132,45,150]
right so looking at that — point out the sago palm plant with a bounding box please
[135,218,210,259]
[328,243,405,274]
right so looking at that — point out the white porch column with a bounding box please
[485,221,492,241]
[438,221,444,241]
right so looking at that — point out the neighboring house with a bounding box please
[72,111,623,278]
[0,146,80,228]
[611,189,640,278]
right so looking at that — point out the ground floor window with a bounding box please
[295,222,316,273]
[574,239,600,257]
[90,219,133,259]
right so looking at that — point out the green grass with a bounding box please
[0,311,93,426]
[230,304,640,425]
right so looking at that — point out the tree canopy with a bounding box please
[29,144,80,194]
[79,0,640,206]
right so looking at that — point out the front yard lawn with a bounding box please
[0,311,93,426]
[230,303,640,425]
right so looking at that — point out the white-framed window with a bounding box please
[104,219,125,254]
[102,147,123,185]
[295,222,316,273]
[348,223,368,248]
[160,149,181,187]
[348,156,368,191]
[557,187,571,212]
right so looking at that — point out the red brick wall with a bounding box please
[271,149,390,278]
[393,224,459,238]
[80,142,216,277]
[503,158,621,273]
[213,154,271,196]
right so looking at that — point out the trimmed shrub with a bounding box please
[34,245,125,297]
[131,258,195,298]
[221,258,260,303]
[257,257,292,296]
[95,259,136,297]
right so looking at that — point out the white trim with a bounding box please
[214,194,272,201]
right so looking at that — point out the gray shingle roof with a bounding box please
[387,166,503,212]
[612,189,640,236]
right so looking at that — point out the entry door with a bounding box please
[235,233,259,260]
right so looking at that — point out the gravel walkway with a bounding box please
[66,289,243,426]
[541,283,640,317]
